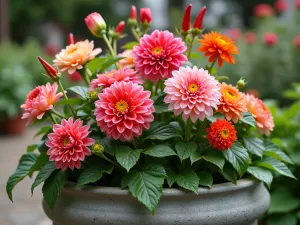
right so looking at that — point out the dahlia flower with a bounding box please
[89,68,143,90]
[198,31,239,67]
[246,94,274,135]
[206,119,237,151]
[53,40,102,74]
[274,0,288,12]
[117,50,135,69]
[132,30,187,82]
[217,83,247,123]
[46,118,95,171]
[164,66,221,123]
[94,81,154,141]
[21,83,63,125]
[263,33,278,46]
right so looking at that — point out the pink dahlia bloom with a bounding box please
[46,118,95,171]
[54,40,102,74]
[21,83,63,125]
[89,68,143,90]
[263,32,278,46]
[94,81,154,141]
[132,30,187,82]
[246,94,274,135]
[164,66,221,122]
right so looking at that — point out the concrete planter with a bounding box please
[43,179,270,225]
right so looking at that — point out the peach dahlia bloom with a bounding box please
[117,50,135,69]
[164,66,221,123]
[94,81,155,141]
[21,83,63,125]
[246,94,274,135]
[217,83,247,123]
[54,40,102,74]
[46,118,95,171]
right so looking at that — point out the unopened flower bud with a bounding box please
[68,33,74,45]
[84,12,107,37]
[192,6,206,36]
[115,21,126,35]
[92,143,104,155]
[38,56,60,80]
[128,5,137,26]
[237,78,246,89]
[140,8,152,31]
[89,90,99,101]
[181,4,192,33]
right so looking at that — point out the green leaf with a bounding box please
[126,164,166,214]
[240,112,256,127]
[56,98,83,105]
[145,121,182,141]
[268,214,297,225]
[143,145,176,158]
[215,75,229,81]
[219,163,237,184]
[6,153,38,201]
[115,146,140,172]
[154,104,170,114]
[202,151,225,170]
[190,150,202,164]
[223,142,249,176]
[34,126,52,138]
[27,144,38,153]
[101,57,125,71]
[166,169,178,188]
[87,57,107,74]
[247,166,273,188]
[29,152,49,173]
[197,171,213,188]
[68,86,88,99]
[42,171,66,210]
[176,169,199,194]
[175,142,197,162]
[77,164,114,187]
[121,41,139,49]
[243,137,265,157]
[269,189,300,214]
[264,141,293,164]
[255,157,296,179]
[297,211,300,220]
[31,162,57,194]
[189,52,201,60]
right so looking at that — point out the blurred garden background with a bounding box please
[0,0,300,224]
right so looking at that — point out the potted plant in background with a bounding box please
[6,4,295,225]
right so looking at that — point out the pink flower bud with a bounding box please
[129,5,137,20]
[193,6,206,29]
[115,21,125,35]
[181,4,192,32]
[140,8,152,24]
[68,33,74,45]
[84,12,106,37]
[38,56,59,80]
[274,0,288,12]
[263,32,278,46]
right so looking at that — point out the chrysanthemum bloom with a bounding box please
[244,32,256,45]
[132,30,187,82]
[246,94,274,135]
[206,119,237,151]
[253,4,275,17]
[94,81,155,141]
[46,118,95,171]
[164,66,221,122]
[117,50,135,69]
[53,40,102,74]
[21,83,63,125]
[274,0,288,12]
[293,35,300,48]
[89,68,143,90]
[198,31,239,67]
[263,32,278,46]
[217,83,247,123]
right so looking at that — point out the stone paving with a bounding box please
[0,127,52,225]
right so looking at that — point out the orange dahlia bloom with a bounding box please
[206,119,237,151]
[217,83,247,123]
[198,31,239,67]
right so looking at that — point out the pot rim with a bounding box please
[65,178,259,196]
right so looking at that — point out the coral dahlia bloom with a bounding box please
[217,83,247,123]
[21,83,63,125]
[46,118,95,171]
[198,31,239,67]
[246,94,274,135]
[206,119,237,151]
[54,40,102,74]
[164,66,221,122]
[94,81,155,141]
[89,68,143,90]
[132,30,187,82]
[117,50,135,69]
[254,4,275,17]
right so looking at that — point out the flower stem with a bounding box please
[208,59,217,74]
[48,112,58,124]
[51,109,65,118]
[130,27,140,41]
[57,80,77,118]
[102,34,116,57]
[113,39,117,55]
[100,154,124,170]
[185,119,193,142]
[186,35,196,59]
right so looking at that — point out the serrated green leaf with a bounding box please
[197,171,213,188]
[68,86,88,99]
[145,122,182,141]
[34,126,52,138]
[190,151,202,164]
[127,164,166,214]
[121,41,139,49]
[31,161,57,194]
[42,171,66,210]
[27,144,38,153]
[264,141,293,164]
[143,145,176,158]
[77,164,114,187]
[269,189,300,214]
[247,166,273,188]
[223,142,249,176]
[176,169,199,194]
[175,142,197,162]
[6,153,38,201]
[219,163,237,184]
[255,157,296,179]
[240,112,256,127]
[115,146,140,172]
[202,151,225,170]
[243,137,265,157]
[166,169,178,188]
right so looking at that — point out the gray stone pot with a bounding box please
[43,179,270,225]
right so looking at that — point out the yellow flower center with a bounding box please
[217,36,227,46]
[225,89,238,100]
[115,100,129,113]
[220,129,229,138]
[62,137,71,146]
[188,83,199,93]
[67,46,78,55]
[152,47,162,55]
